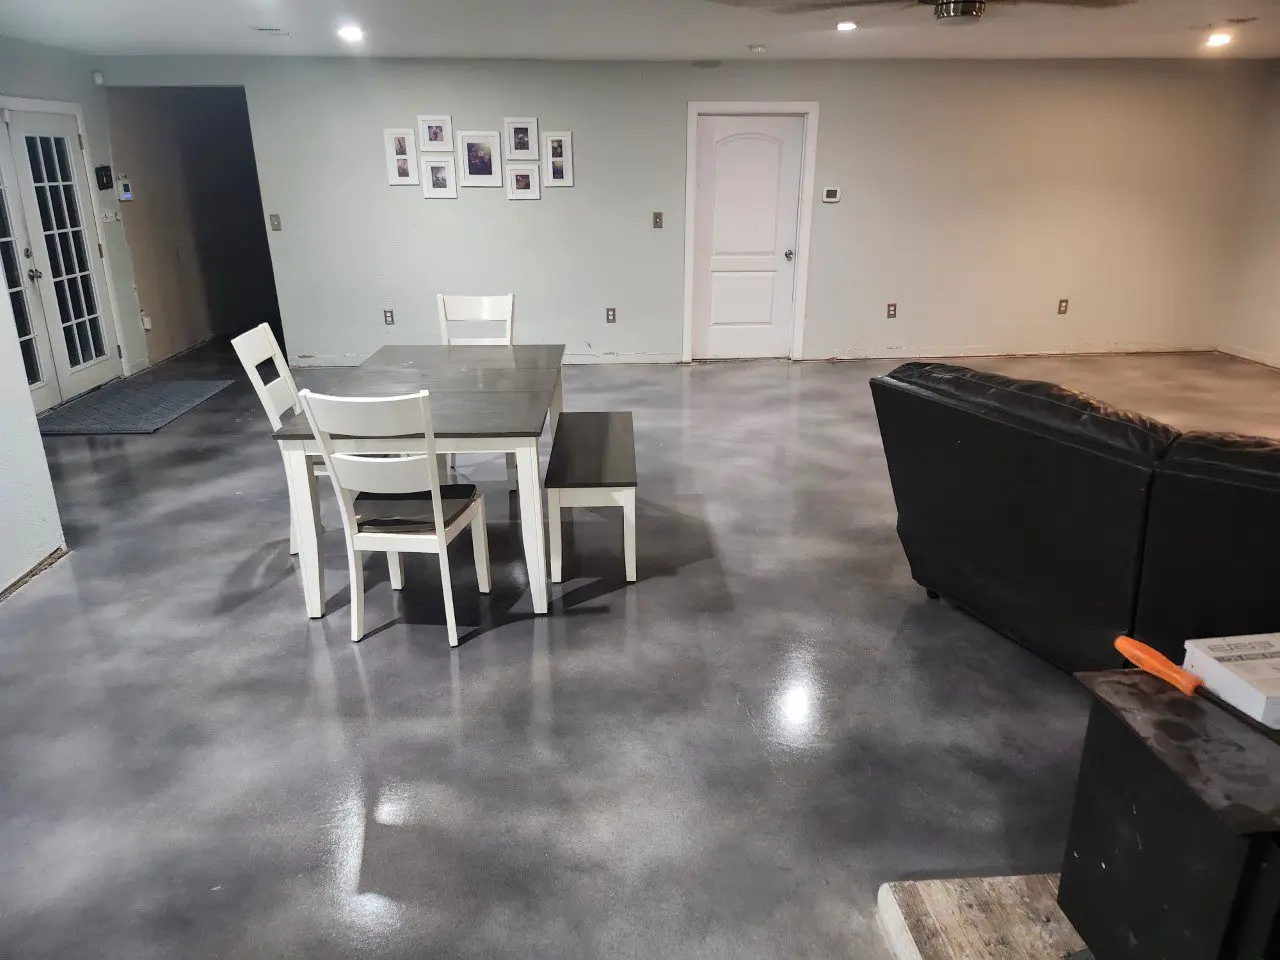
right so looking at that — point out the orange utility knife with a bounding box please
[1115,635,1204,697]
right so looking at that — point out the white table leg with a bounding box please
[515,442,549,614]
[285,448,325,618]
[550,367,564,437]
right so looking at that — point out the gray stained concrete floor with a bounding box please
[3,348,1278,959]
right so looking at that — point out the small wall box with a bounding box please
[822,188,841,204]
[117,180,133,202]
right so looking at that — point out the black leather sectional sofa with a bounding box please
[871,362,1280,673]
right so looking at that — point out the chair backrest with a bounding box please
[231,323,299,431]
[298,389,447,540]
[436,294,515,346]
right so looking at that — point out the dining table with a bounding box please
[274,344,565,618]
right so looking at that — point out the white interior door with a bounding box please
[3,109,120,405]
[0,137,61,412]
[692,114,804,360]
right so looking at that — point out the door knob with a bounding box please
[27,267,42,282]
[784,249,795,262]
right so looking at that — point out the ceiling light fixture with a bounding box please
[748,43,768,53]
[837,20,858,32]
[1205,32,1233,47]
[336,23,364,44]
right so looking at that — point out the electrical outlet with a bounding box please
[1058,299,1070,315]
[606,307,617,324]
[887,302,898,320]
[652,212,664,229]
[383,309,395,325]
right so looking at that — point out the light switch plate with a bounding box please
[652,212,664,229]
[269,214,283,232]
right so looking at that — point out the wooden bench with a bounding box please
[545,412,637,583]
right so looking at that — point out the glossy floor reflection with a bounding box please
[4,347,1277,959]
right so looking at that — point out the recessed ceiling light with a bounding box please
[748,43,768,53]
[337,23,364,43]
[837,21,858,32]
[1206,32,1233,47]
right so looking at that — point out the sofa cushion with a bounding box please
[885,362,1180,464]
[1134,431,1280,658]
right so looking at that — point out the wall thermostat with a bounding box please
[822,187,841,204]
[117,179,133,202]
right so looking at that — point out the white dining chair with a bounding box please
[436,294,518,484]
[231,322,324,556]
[298,388,492,646]
[436,294,515,346]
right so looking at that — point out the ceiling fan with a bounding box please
[709,0,1132,22]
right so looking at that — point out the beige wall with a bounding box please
[1224,64,1280,368]
[106,87,211,363]
[100,56,1269,365]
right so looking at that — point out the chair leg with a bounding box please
[281,447,300,555]
[622,489,637,583]
[548,489,563,583]
[471,499,492,594]
[348,548,367,643]
[388,552,404,591]
[439,543,459,647]
[506,453,519,491]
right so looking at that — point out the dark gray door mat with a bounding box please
[37,379,233,436]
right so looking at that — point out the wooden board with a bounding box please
[877,875,1087,960]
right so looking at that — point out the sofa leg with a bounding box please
[926,589,940,600]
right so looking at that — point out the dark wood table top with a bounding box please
[1080,670,1280,835]
[274,344,565,440]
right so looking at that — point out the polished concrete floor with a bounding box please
[3,348,1278,959]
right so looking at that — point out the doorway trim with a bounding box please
[681,101,819,364]
[0,94,139,377]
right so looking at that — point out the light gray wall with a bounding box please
[0,35,146,372]
[101,55,1267,364]
[1225,64,1280,368]
[0,290,62,592]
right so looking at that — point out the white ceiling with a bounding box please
[0,0,1275,60]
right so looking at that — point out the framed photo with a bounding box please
[506,163,541,200]
[456,131,503,188]
[504,117,540,161]
[384,128,419,185]
[417,115,453,152]
[542,131,574,187]
[422,155,458,199]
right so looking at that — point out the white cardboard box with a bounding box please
[1184,634,1280,729]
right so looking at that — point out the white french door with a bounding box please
[691,114,804,360]
[1,109,120,412]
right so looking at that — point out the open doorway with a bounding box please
[106,86,281,364]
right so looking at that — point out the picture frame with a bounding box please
[417,115,453,153]
[456,130,503,188]
[542,131,574,187]
[422,155,458,199]
[503,117,540,161]
[506,163,541,200]
[384,128,419,185]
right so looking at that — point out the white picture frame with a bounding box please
[422,155,458,199]
[384,128,419,185]
[504,117,540,161]
[506,163,541,200]
[542,131,574,187]
[456,130,503,188]
[417,114,453,152]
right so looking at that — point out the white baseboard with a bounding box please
[1217,343,1280,370]
[294,351,683,367]
[805,342,1217,361]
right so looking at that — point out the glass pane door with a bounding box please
[0,127,60,412]
[6,110,120,401]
